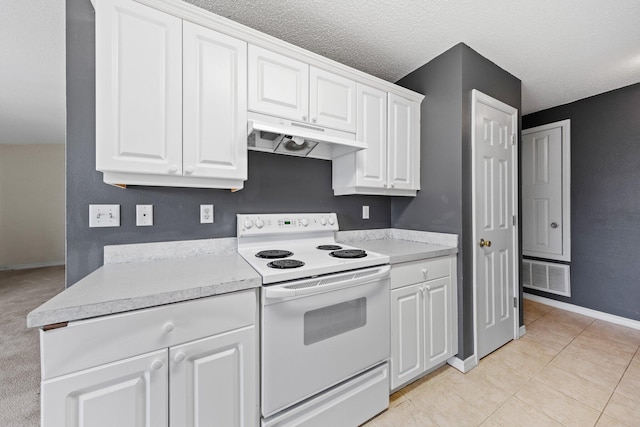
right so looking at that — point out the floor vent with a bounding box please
[523,259,570,297]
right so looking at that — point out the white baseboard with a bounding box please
[519,325,527,338]
[447,355,477,373]
[524,293,640,331]
[0,261,64,271]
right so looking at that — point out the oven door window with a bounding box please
[303,297,367,345]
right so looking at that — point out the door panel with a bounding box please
[95,0,182,175]
[388,94,420,190]
[473,91,517,360]
[42,350,168,427]
[183,22,247,180]
[424,278,450,368]
[522,127,563,255]
[390,284,423,390]
[356,84,387,189]
[248,45,309,122]
[170,326,257,427]
[310,67,357,132]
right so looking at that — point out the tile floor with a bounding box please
[365,299,640,427]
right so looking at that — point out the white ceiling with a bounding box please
[2,1,639,146]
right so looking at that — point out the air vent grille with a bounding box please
[523,259,570,297]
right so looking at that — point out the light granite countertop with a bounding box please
[351,239,457,264]
[27,253,261,328]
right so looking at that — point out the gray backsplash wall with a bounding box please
[66,0,391,286]
[393,43,521,360]
[523,83,640,321]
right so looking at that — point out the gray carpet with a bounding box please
[0,266,65,427]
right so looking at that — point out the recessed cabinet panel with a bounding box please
[424,278,450,367]
[183,22,247,180]
[42,350,169,427]
[310,67,357,133]
[390,284,424,390]
[356,84,387,188]
[388,93,420,190]
[248,45,309,122]
[96,0,182,175]
[170,326,257,427]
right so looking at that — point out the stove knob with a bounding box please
[255,219,264,229]
[301,218,309,227]
[320,217,327,226]
[244,219,254,229]
[328,216,335,225]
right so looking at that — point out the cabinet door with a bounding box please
[95,0,183,176]
[355,84,387,189]
[170,325,258,427]
[309,67,357,132]
[183,22,248,181]
[388,94,420,191]
[423,277,451,369]
[390,283,424,391]
[41,350,168,427]
[248,45,309,122]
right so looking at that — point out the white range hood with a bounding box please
[247,112,367,160]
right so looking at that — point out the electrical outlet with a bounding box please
[362,205,370,220]
[200,205,214,224]
[89,204,120,227]
[136,205,153,226]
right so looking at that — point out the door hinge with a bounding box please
[513,297,518,308]
[512,215,517,226]
[511,134,516,145]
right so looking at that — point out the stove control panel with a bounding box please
[237,213,339,236]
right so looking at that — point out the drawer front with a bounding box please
[41,289,257,380]
[391,256,450,289]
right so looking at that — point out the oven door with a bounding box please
[261,265,390,417]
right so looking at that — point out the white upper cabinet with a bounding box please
[183,22,247,181]
[388,93,420,191]
[309,67,357,133]
[96,0,247,189]
[248,45,309,123]
[95,0,183,177]
[248,45,357,133]
[332,85,420,196]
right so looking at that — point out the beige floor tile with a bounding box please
[603,392,640,426]
[485,342,549,378]
[624,357,640,380]
[489,396,563,427]
[499,335,560,364]
[551,350,625,390]
[570,333,638,361]
[535,364,613,411]
[615,373,640,403]
[477,357,532,395]
[523,321,575,351]
[365,399,439,427]
[586,321,640,347]
[516,379,600,427]
[562,342,633,370]
[480,418,505,427]
[410,381,487,427]
[595,414,630,427]
[440,366,512,416]
[523,300,554,325]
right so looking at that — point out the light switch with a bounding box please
[89,205,120,227]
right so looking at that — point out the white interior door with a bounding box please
[472,90,518,360]
[522,120,571,261]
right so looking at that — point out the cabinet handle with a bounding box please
[162,322,175,333]
[390,183,395,188]
[150,359,164,371]
[422,268,428,278]
[168,165,179,174]
[174,351,186,363]
[302,115,307,121]
[184,166,195,174]
[312,117,317,123]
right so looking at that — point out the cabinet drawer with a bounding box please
[41,289,257,380]
[391,257,450,289]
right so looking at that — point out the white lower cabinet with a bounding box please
[40,290,258,427]
[390,255,457,391]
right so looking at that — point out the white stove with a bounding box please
[237,213,389,284]
[237,213,391,426]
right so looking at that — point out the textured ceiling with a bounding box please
[188,0,640,115]
[0,0,65,145]
[2,1,639,146]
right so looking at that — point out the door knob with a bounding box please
[479,238,492,248]
[550,222,559,229]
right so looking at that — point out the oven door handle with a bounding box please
[264,265,390,299]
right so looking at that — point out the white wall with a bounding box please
[0,144,65,269]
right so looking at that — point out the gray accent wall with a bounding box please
[66,0,391,286]
[523,83,640,321]
[392,44,521,359]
